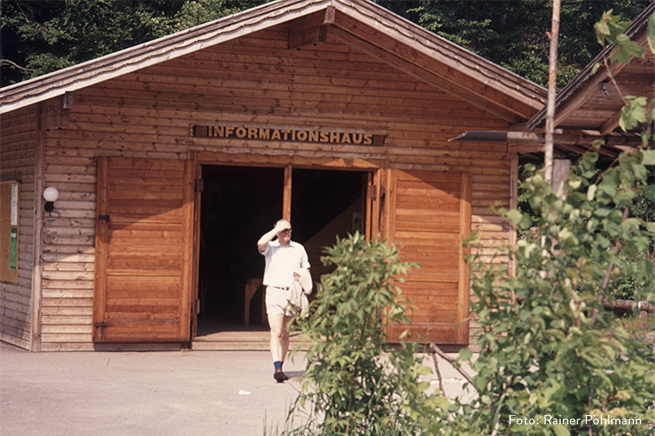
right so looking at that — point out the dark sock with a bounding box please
[274,361,282,371]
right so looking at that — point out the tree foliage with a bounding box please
[287,145,655,436]
[455,148,655,435]
[285,234,446,435]
[400,0,651,88]
[0,0,258,86]
[449,12,655,435]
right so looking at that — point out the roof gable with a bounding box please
[0,0,546,120]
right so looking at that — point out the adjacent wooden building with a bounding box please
[528,2,654,147]
[0,0,546,351]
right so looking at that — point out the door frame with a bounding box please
[189,158,381,340]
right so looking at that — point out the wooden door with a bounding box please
[365,171,382,240]
[93,157,195,342]
[386,170,471,344]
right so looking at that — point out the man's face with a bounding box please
[277,228,292,245]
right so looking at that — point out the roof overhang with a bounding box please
[0,0,546,120]
[451,129,642,159]
[528,3,654,134]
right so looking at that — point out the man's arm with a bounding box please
[257,221,289,252]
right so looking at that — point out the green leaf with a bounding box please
[644,185,655,202]
[620,96,649,131]
[643,150,655,166]
[459,348,473,361]
[506,209,523,226]
[593,207,611,217]
[611,34,645,64]
[614,390,632,400]
[553,424,570,436]
[648,14,655,53]
[594,18,610,44]
[434,396,451,410]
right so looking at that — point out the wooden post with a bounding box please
[544,0,561,186]
[283,164,292,221]
[637,309,648,330]
[30,103,46,352]
[552,159,571,198]
[509,147,519,279]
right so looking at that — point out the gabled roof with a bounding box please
[0,0,546,120]
[528,2,654,134]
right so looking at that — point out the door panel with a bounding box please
[93,157,194,342]
[387,170,471,344]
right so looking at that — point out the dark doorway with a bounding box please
[197,166,283,333]
[196,165,368,336]
[291,169,368,282]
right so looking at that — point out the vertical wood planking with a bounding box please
[386,170,472,344]
[93,157,192,343]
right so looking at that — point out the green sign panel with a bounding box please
[10,226,17,270]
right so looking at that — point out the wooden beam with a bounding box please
[509,148,518,278]
[63,91,75,109]
[288,8,333,49]
[457,172,471,344]
[283,164,292,221]
[600,107,623,135]
[31,103,46,352]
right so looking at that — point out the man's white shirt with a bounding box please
[260,240,310,288]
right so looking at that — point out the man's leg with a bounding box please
[268,312,285,363]
[279,314,293,363]
[268,313,293,382]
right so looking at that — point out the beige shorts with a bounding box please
[265,286,293,316]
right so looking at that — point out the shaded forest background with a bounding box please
[1,0,651,88]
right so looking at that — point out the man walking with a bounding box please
[257,219,310,382]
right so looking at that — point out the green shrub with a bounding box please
[453,149,655,436]
[285,233,447,435]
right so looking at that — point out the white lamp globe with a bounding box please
[43,187,59,202]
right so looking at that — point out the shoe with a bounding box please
[274,370,287,383]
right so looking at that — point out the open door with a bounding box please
[193,166,372,339]
[93,157,195,342]
[386,170,471,345]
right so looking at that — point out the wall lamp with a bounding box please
[43,187,59,213]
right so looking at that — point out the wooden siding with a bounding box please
[36,25,513,350]
[0,106,37,349]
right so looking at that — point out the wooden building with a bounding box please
[0,0,546,351]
